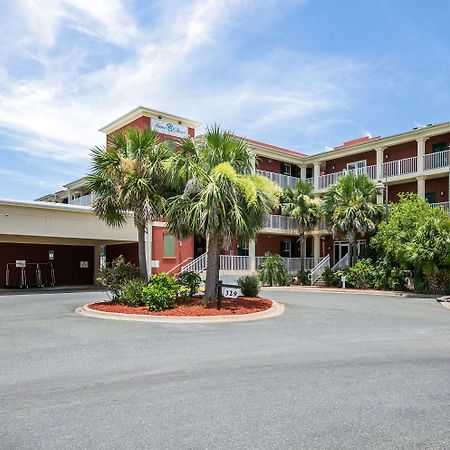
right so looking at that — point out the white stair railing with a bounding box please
[309,254,330,285]
[181,253,207,274]
[219,255,249,271]
[331,253,349,271]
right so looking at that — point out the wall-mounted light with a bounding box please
[385,154,389,159]
[331,164,336,170]
[440,191,445,196]
[158,115,162,119]
[268,159,272,163]
[178,121,182,125]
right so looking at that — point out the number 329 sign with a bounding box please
[222,287,239,298]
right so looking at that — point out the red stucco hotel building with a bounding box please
[0,106,449,287]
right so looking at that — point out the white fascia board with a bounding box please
[99,106,201,134]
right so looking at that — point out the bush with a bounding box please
[237,275,260,297]
[323,267,340,287]
[258,253,288,286]
[120,278,146,307]
[142,273,179,311]
[178,271,202,299]
[97,255,141,301]
[346,259,376,289]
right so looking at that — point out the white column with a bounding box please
[313,162,321,192]
[145,220,153,277]
[249,239,256,272]
[416,138,428,173]
[93,245,102,285]
[299,165,306,181]
[313,234,321,266]
[67,189,73,204]
[376,147,385,180]
[417,176,426,199]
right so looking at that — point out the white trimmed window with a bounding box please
[347,160,366,174]
[163,234,176,258]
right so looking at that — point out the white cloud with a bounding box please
[0,0,370,167]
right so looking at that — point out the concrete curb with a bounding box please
[263,286,439,299]
[75,300,285,324]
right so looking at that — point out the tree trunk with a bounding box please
[204,234,220,303]
[137,223,148,279]
[299,231,305,284]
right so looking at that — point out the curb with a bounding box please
[262,286,439,299]
[75,300,285,324]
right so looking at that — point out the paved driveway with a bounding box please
[1,289,449,449]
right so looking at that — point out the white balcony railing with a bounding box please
[424,150,449,171]
[256,169,314,189]
[382,156,417,178]
[220,255,249,271]
[318,165,377,190]
[71,193,94,206]
[429,201,450,213]
[264,214,298,232]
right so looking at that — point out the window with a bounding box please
[163,234,176,258]
[347,160,367,174]
[425,192,436,204]
[432,142,447,153]
[280,241,291,257]
[281,163,292,176]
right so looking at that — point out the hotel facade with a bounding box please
[1,106,449,287]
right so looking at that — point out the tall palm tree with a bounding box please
[87,128,174,278]
[165,126,280,302]
[322,172,384,266]
[282,180,321,281]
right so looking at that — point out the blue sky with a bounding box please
[1,0,450,200]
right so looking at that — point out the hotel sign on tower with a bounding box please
[151,119,188,138]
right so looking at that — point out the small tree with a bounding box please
[87,128,174,278]
[322,172,384,266]
[282,180,321,281]
[258,253,288,286]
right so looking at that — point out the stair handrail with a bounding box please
[180,253,207,274]
[167,257,194,275]
[309,254,330,285]
[331,253,349,272]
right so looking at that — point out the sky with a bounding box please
[1,0,450,200]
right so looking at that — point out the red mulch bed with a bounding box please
[88,296,272,316]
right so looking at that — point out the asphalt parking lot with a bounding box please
[1,289,449,449]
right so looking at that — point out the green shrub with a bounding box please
[142,273,179,311]
[346,259,376,289]
[97,255,141,301]
[237,275,260,297]
[323,267,341,287]
[120,278,146,307]
[258,253,288,286]
[178,271,202,299]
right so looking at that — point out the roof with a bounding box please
[242,137,307,157]
[99,106,201,134]
[334,136,381,149]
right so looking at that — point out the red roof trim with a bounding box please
[241,137,307,157]
[334,136,381,149]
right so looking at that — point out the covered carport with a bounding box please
[0,199,138,288]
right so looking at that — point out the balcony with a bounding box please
[256,169,311,189]
[71,193,95,206]
[429,201,450,213]
[263,214,297,232]
[424,150,449,171]
[382,156,417,178]
[319,165,377,190]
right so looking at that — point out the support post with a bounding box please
[93,245,102,285]
[249,239,256,273]
[145,221,153,278]
[376,147,385,180]
[417,176,426,199]
[416,138,428,173]
[313,163,321,192]
[313,234,321,266]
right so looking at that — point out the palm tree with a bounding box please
[87,128,174,278]
[165,126,280,302]
[322,172,384,266]
[282,180,321,281]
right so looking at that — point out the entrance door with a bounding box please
[425,192,436,204]
[333,242,350,265]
